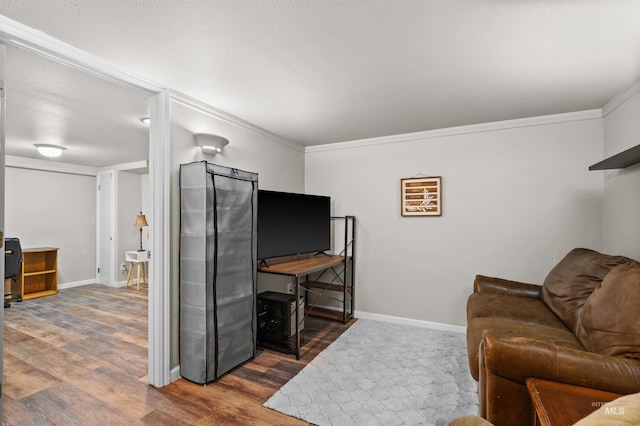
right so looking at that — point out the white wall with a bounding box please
[305,113,604,326]
[169,100,306,368]
[602,84,640,258]
[141,173,150,224]
[5,167,96,284]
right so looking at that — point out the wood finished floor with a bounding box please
[3,284,355,425]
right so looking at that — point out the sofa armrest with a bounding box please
[480,330,640,395]
[474,275,542,299]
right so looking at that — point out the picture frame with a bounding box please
[400,176,442,216]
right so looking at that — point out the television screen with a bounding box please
[257,190,331,260]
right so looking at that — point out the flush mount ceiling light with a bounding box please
[34,144,66,158]
[140,117,150,125]
[194,133,229,156]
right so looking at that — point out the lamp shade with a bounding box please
[134,213,148,227]
[194,133,229,155]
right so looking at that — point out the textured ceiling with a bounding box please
[1,0,639,166]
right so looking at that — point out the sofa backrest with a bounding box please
[541,248,637,332]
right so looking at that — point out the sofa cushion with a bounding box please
[466,317,582,380]
[541,248,635,332]
[576,263,640,358]
[467,292,565,328]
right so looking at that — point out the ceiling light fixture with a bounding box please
[194,133,229,156]
[34,144,66,158]
[140,117,150,125]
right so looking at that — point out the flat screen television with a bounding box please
[257,190,331,260]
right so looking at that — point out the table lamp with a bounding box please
[134,212,148,251]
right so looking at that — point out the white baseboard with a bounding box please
[170,366,181,383]
[58,279,135,290]
[58,279,94,290]
[355,310,466,334]
[308,302,466,334]
[57,279,132,289]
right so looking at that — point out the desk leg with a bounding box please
[295,276,300,360]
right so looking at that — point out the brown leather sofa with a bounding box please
[466,248,640,426]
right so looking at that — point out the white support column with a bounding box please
[148,89,172,387]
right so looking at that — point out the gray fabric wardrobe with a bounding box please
[179,161,258,384]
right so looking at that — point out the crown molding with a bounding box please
[306,109,603,153]
[6,156,149,176]
[170,90,305,153]
[5,155,99,176]
[0,15,163,95]
[602,80,640,118]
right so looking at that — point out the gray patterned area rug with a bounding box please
[264,318,478,426]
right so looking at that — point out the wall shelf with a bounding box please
[589,144,640,170]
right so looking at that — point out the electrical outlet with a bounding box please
[120,263,127,275]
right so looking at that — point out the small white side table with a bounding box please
[125,250,149,290]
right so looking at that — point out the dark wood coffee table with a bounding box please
[526,377,621,426]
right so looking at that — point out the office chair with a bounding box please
[5,238,23,308]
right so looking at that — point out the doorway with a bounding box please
[97,172,114,286]
[0,19,171,389]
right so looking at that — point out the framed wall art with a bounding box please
[400,176,442,216]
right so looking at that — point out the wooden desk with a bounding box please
[526,377,621,426]
[258,255,346,276]
[258,255,348,359]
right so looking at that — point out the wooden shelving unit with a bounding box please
[20,247,59,300]
[303,216,356,324]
